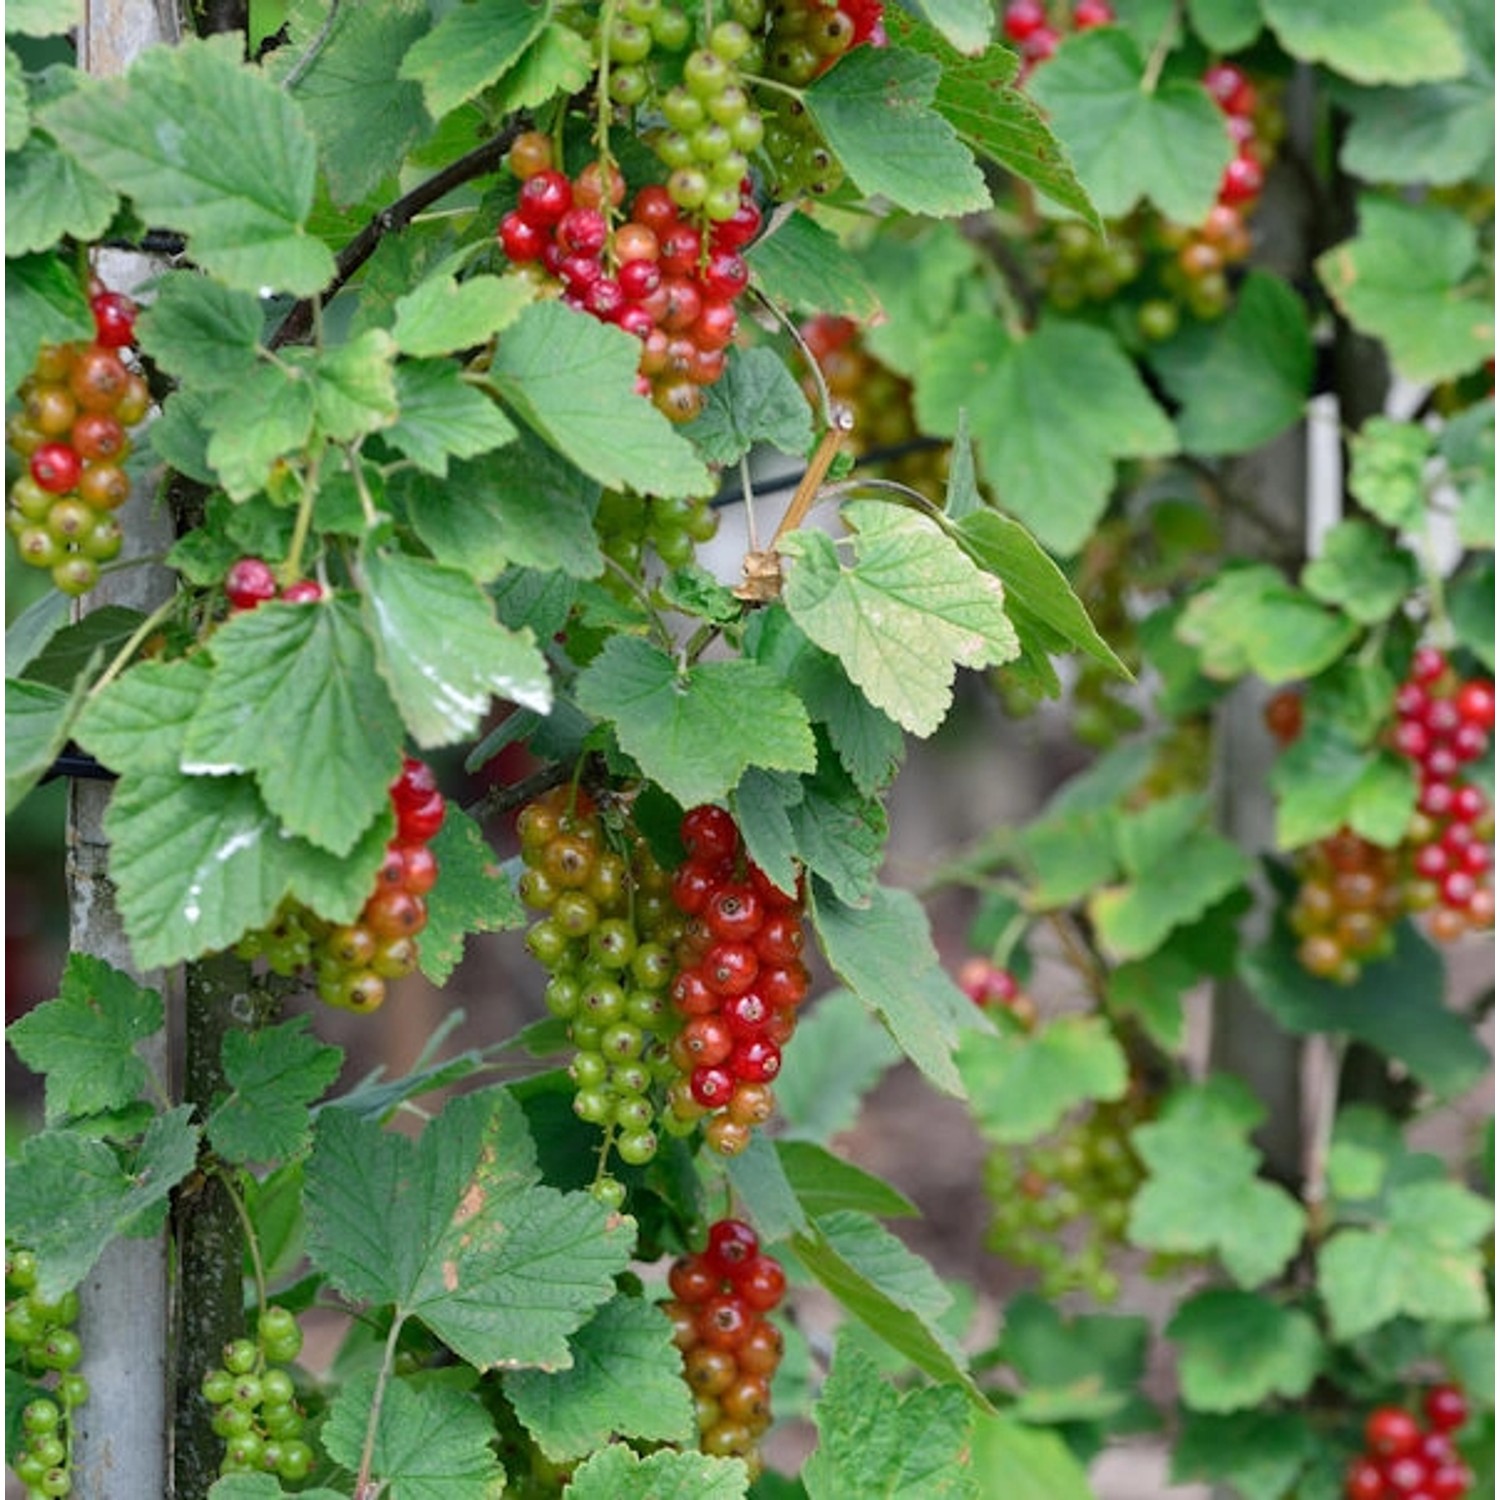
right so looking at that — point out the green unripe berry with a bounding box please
[570,1050,610,1089]
[222,1337,258,1375]
[30,1436,65,1468]
[8,1249,39,1291]
[23,1399,62,1434]
[261,1402,303,1439]
[590,1177,627,1211]
[201,1369,236,1405]
[260,1368,295,1407]
[58,1375,89,1409]
[616,1128,659,1165]
[277,1439,314,1481]
[650,7,691,48]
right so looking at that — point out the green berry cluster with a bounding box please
[596,489,720,582]
[199,1307,314,1483]
[6,1249,89,1500]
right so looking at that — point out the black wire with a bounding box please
[41,748,117,785]
[710,434,946,508]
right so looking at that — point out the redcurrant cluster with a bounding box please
[200,1306,314,1484]
[957,955,1039,1030]
[761,0,884,196]
[798,314,947,500]
[660,805,811,1158]
[1289,829,1405,984]
[1344,1388,1473,1500]
[1391,647,1495,941]
[1002,0,1114,79]
[6,287,148,596]
[237,757,444,1013]
[497,136,760,423]
[6,1249,88,1500]
[518,785,684,1182]
[661,1218,786,1471]
[224,555,325,610]
[983,1095,1148,1300]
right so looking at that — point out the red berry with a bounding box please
[1365,1406,1422,1460]
[758,962,809,1008]
[729,1036,781,1083]
[398,843,439,895]
[1203,62,1256,116]
[671,861,721,916]
[29,442,81,494]
[692,298,740,352]
[703,942,759,997]
[1430,1465,1472,1500]
[365,888,426,940]
[690,1064,735,1108]
[658,222,704,277]
[396,790,446,843]
[676,1014,734,1068]
[705,885,764,943]
[225,556,279,610]
[69,346,130,411]
[1345,1458,1384,1500]
[1455,681,1494,732]
[631,184,679,235]
[1002,0,1047,40]
[699,250,749,300]
[681,805,739,864]
[1452,722,1489,761]
[618,257,662,300]
[558,207,608,258]
[721,989,771,1038]
[754,912,804,965]
[517,170,572,227]
[704,1218,760,1278]
[498,212,548,261]
[391,756,438,808]
[671,967,719,1017]
[1424,1384,1469,1433]
[71,412,126,463]
[709,198,762,250]
[697,1293,752,1350]
[90,290,137,348]
[1219,152,1264,206]
[1382,1455,1427,1494]
[737,1254,786,1311]
[669,1254,719,1304]
[1073,0,1115,28]
[280,579,324,603]
[1412,646,1447,685]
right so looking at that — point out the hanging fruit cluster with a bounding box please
[957,954,1039,1030]
[199,1307,313,1484]
[224,555,325,609]
[517,784,683,1183]
[497,135,759,424]
[797,314,948,499]
[236,757,444,1013]
[6,286,149,596]
[1288,829,1406,983]
[1344,1388,1474,1500]
[983,1092,1150,1301]
[1390,647,1494,941]
[6,1248,88,1500]
[662,1217,787,1472]
[661,804,811,1158]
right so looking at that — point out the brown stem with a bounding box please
[268,122,527,349]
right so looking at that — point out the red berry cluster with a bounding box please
[1345,1389,1473,1500]
[1392,647,1495,942]
[1002,0,1114,78]
[662,1217,786,1469]
[496,135,760,424]
[1289,829,1405,983]
[957,955,1040,1029]
[662,805,810,1157]
[236,757,444,1013]
[6,287,149,596]
[224,556,325,611]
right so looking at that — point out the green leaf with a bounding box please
[810,881,982,1098]
[5,1105,200,1300]
[778,1139,918,1219]
[781,500,1017,737]
[209,1476,345,1500]
[491,22,593,114]
[955,509,1127,680]
[490,302,712,498]
[1318,1179,1493,1341]
[1302,520,1421,625]
[398,0,548,119]
[207,1017,342,1165]
[5,129,118,257]
[566,1445,749,1500]
[322,1371,505,1500]
[1128,1080,1304,1287]
[1268,722,1417,848]
[958,1015,1128,1144]
[724,1130,810,1242]
[1336,0,1494,185]
[1172,1411,1314,1500]
[305,1089,633,1369]
[392,271,532,358]
[6,676,75,814]
[385,360,519,480]
[4,47,25,153]
[907,0,994,53]
[4,252,91,401]
[42,35,335,295]
[5,590,69,678]
[201,361,317,500]
[792,1211,986,1403]
[6,1,83,37]
[774,989,902,1142]
[1449,556,1494,671]
[183,598,402,856]
[307,331,400,442]
[1440,396,1495,550]
[75,656,213,775]
[1187,0,1263,51]
[573,635,816,809]
[1316,196,1492,385]
[275,0,431,207]
[1241,918,1489,1102]
[6,955,164,1126]
[102,768,389,968]
[745,209,882,321]
[361,546,550,749]
[1014,807,1122,906]
[803,1332,978,1499]
[804,46,989,217]
[1348,417,1433,531]
[996,1293,1150,1431]
[684,347,814,467]
[1029,30,1231,224]
[1148,273,1314,455]
[419,804,524,985]
[402,428,599,580]
[1176,565,1359,684]
[505,1295,696,1462]
[968,1411,1096,1500]
[1167,1290,1323,1413]
[1261,0,1465,84]
[915,317,1174,555]
[857,224,980,381]
[135,272,265,391]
